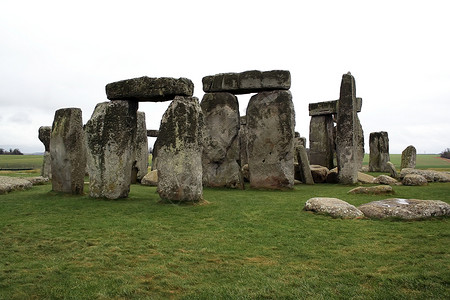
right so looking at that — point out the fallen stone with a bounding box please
[374,175,399,185]
[310,165,329,183]
[357,172,375,184]
[358,198,450,219]
[304,197,364,218]
[0,176,33,194]
[401,145,416,169]
[402,174,428,186]
[348,185,394,195]
[386,161,398,178]
[24,176,49,185]
[106,76,194,102]
[400,168,450,182]
[326,167,339,183]
[141,170,158,186]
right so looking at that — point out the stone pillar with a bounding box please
[50,108,86,194]
[239,115,249,167]
[309,115,335,169]
[355,115,365,170]
[157,96,204,202]
[38,126,52,179]
[131,111,148,183]
[336,73,358,184]
[201,92,243,189]
[369,131,390,172]
[247,90,295,189]
[296,145,314,184]
[401,145,417,169]
[85,101,138,199]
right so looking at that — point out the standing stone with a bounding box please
[157,96,204,202]
[309,115,335,169]
[50,108,86,194]
[38,126,52,179]
[355,115,365,170]
[247,90,295,189]
[336,73,358,184]
[85,101,138,199]
[239,116,249,167]
[401,145,417,169]
[296,145,314,184]
[131,111,148,183]
[201,92,243,189]
[369,131,390,172]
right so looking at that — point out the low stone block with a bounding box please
[0,176,33,194]
[304,197,364,218]
[310,165,329,183]
[402,174,428,186]
[374,175,399,185]
[141,170,158,186]
[357,172,376,184]
[400,168,450,182]
[348,185,394,195]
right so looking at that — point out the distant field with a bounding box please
[0,155,43,170]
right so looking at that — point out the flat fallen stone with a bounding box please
[304,197,364,218]
[357,172,375,184]
[141,170,158,186]
[0,176,33,194]
[374,175,399,185]
[202,70,290,94]
[348,185,394,195]
[358,198,450,219]
[106,76,194,102]
[310,165,329,183]
[400,168,450,182]
[23,176,49,185]
[402,174,428,186]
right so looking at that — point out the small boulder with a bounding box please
[374,175,399,185]
[348,185,394,195]
[24,176,49,185]
[400,168,450,182]
[357,172,375,184]
[0,176,33,194]
[141,170,158,186]
[386,161,398,178]
[326,167,339,184]
[304,197,364,218]
[402,174,428,186]
[310,165,329,183]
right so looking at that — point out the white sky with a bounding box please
[1,0,449,154]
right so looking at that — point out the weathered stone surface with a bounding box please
[157,96,204,202]
[141,169,158,186]
[402,174,428,186]
[401,145,417,169]
[50,108,86,194]
[374,175,399,185]
[304,197,364,218]
[355,115,365,170]
[146,129,159,137]
[358,198,450,219]
[239,116,249,167]
[85,101,138,199]
[201,93,243,189]
[296,145,314,184]
[326,167,339,183]
[41,151,52,179]
[310,165,329,183]
[131,112,148,183]
[308,98,362,116]
[202,70,291,94]
[348,185,394,195]
[309,115,335,169]
[247,90,295,189]
[357,172,376,184]
[400,168,450,182]
[369,131,390,172]
[0,176,33,194]
[336,73,358,184]
[241,164,250,182]
[386,161,398,178]
[24,176,49,185]
[38,126,51,151]
[106,76,194,102]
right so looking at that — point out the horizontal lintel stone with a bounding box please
[146,129,159,137]
[309,98,362,116]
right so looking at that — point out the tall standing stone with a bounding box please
[50,108,86,194]
[336,73,358,184]
[239,115,249,167]
[157,96,204,202]
[401,145,417,169]
[247,90,295,189]
[201,92,243,189]
[131,111,148,183]
[85,101,138,199]
[309,115,335,169]
[369,131,390,172]
[355,115,365,170]
[296,145,314,184]
[38,126,52,178]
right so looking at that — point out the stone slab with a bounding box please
[304,197,364,218]
[309,98,362,116]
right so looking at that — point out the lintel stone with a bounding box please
[309,98,362,116]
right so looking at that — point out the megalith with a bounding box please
[131,111,148,183]
[38,126,52,179]
[239,115,249,167]
[246,90,295,189]
[85,101,138,199]
[296,145,314,184]
[369,131,390,172]
[336,73,358,184]
[50,108,86,194]
[201,92,243,189]
[401,145,416,169]
[309,115,335,169]
[157,96,204,202]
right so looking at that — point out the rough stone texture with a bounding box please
[358,198,450,219]
[308,98,362,116]
[310,165,329,183]
[246,90,295,189]
[239,116,249,167]
[374,175,399,185]
[369,131,390,172]
[141,169,158,186]
[203,70,291,94]
[296,145,314,184]
[131,112,148,183]
[0,176,33,194]
[41,151,52,179]
[400,168,450,182]
[348,185,394,195]
[24,176,49,185]
[201,93,243,189]
[85,101,138,199]
[355,115,365,170]
[157,96,204,202]
[304,197,364,218]
[357,172,376,184]
[146,129,159,137]
[402,174,428,186]
[106,76,194,102]
[336,73,358,184]
[151,137,161,171]
[241,164,250,182]
[50,108,86,194]
[326,167,339,183]
[309,115,335,169]
[401,145,417,169]
[386,161,398,178]
[38,126,51,151]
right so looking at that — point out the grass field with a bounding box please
[0,155,43,170]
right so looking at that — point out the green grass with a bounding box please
[363,154,450,171]
[0,155,43,170]
[1,181,449,299]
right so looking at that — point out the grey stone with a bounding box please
[310,165,329,183]
[355,115,365,170]
[401,145,417,169]
[402,174,428,186]
[157,96,204,202]
[326,167,339,183]
[141,169,158,186]
[374,175,399,185]
[348,185,394,195]
[146,129,159,137]
[41,151,52,179]
[304,197,364,218]
[358,198,450,219]
[309,115,335,169]
[38,126,51,151]
[239,115,249,167]
[369,131,390,172]
[241,164,250,182]
[357,172,376,184]
[0,176,33,194]
[201,93,243,189]
[131,112,148,183]
[202,70,291,94]
[106,76,194,102]
[24,176,49,185]
[85,101,138,199]
[246,90,295,189]
[400,168,450,182]
[386,161,398,178]
[50,108,86,194]
[296,145,314,184]
[308,98,362,116]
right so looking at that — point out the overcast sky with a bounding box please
[1,0,449,154]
